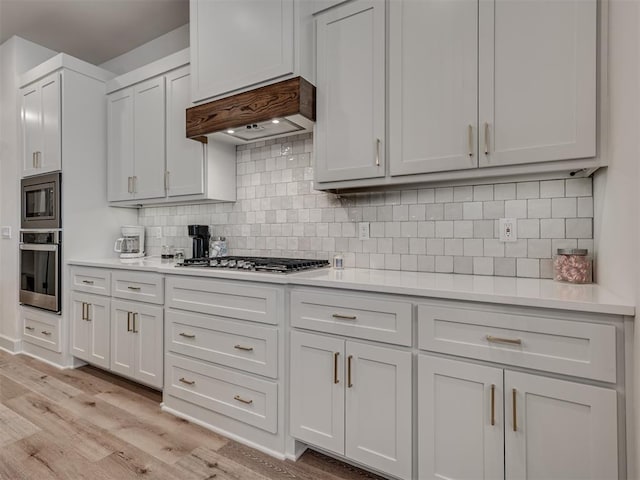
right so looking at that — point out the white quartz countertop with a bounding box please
[67,257,635,316]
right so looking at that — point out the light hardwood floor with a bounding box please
[0,351,384,480]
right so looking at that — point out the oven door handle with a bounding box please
[19,243,59,252]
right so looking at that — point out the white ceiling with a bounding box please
[0,0,189,65]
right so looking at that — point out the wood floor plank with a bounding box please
[0,402,40,447]
[0,373,30,402]
[0,361,83,403]
[174,446,271,480]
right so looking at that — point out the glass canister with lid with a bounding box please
[553,248,592,284]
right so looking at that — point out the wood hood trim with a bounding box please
[186,77,316,139]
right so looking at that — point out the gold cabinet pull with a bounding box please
[375,138,381,166]
[86,304,91,322]
[132,313,139,333]
[233,345,254,351]
[32,152,36,168]
[468,124,473,157]
[332,313,357,320]
[127,312,132,332]
[127,176,132,194]
[347,355,353,388]
[81,302,87,320]
[179,332,196,339]
[179,378,195,385]
[41,331,52,336]
[486,335,522,345]
[484,122,490,155]
[490,384,496,426]
[333,352,339,384]
[512,388,517,432]
[25,326,35,331]
[127,286,141,291]
[234,395,253,405]
[82,280,94,285]
[133,176,138,194]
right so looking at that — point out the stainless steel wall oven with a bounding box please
[19,230,61,313]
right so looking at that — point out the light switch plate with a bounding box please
[1,226,11,239]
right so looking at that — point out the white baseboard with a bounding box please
[0,334,22,354]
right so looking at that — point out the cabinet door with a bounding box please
[39,73,62,173]
[70,292,91,362]
[315,0,385,183]
[389,0,478,176]
[345,341,412,480]
[110,300,136,379]
[21,83,41,177]
[479,0,597,167]
[133,302,164,389]
[107,88,135,201]
[418,355,504,480]
[290,331,345,455]
[190,0,294,102]
[505,371,618,480]
[133,76,166,200]
[71,292,110,369]
[166,66,205,198]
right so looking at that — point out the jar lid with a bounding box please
[557,248,588,255]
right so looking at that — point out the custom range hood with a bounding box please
[186,77,315,144]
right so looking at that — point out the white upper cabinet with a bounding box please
[166,66,205,197]
[389,0,478,176]
[106,50,236,206]
[479,0,597,168]
[132,76,166,200]
[21,72,62,177]
[190,0,295,103]
[315,0,385,183]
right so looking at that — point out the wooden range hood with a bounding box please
[186,77,316,143]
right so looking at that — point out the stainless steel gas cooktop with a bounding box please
[177,256,330,274]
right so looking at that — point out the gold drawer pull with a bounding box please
[179,333,196,339]
[82,280,94,285]
[486,335,522,346]
[234,345,254,351]
[332,313,357,320]
[234,395,253,405]
[25,326,35,331]
[179,378,195,386]
[127,286,141,291]
[41,331,52,336]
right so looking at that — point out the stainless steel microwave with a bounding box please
[21,172,61,229]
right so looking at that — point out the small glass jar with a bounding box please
[174,248,185,266]
[161,245,174,259]
[553,248,592,284]
[332,254,344,270]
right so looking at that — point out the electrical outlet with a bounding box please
[1,226,11,239]
[358,222,370,240]
[499,218,517,242]
[148,226,162,239]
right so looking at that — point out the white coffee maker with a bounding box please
[114,225,145,259]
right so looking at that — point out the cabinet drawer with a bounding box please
[112,271,164,305]
[418,305,616,382]
[22,308,61,353]
[70,266,111,295]
[165,353,277,433]
[165,276,279,325]
[291,289,412,346]
[167,309,278,378]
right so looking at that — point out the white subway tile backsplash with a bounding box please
[140,133,593,279]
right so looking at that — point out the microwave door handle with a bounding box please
[19,244,58,252]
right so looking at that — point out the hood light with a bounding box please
[271,119,280,124]
[226,129,235,134]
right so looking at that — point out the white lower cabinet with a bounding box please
[111,299,164,389]
[70,292,110,369]
[290,330,412,480]
[419,354,618,480]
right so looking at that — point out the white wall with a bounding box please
[99,23,189,74]
[0,36,56,351]
[593,0,640,475]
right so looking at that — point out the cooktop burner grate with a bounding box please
[178,256,330,273]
